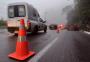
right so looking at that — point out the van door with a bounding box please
[38,18,43,30]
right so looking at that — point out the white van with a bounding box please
[7,2,47,34]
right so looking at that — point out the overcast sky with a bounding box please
[0,0,73,17]
[0,0,74,24]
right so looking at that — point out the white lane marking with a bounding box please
[29,37,58,62]
[7,33,15,36]
[84,31,90,34]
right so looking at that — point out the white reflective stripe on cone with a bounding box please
[19,25,26,30]
[17,36,26,42]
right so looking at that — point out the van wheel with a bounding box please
[44,26,47,33]
[32,26,38,34]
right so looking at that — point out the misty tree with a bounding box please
[66,0,90,31]
[75,0,90,31]
[64,5,80,25]
[0,17,6,27]
[62,5,73,14]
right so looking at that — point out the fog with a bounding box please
[0,0,74,24]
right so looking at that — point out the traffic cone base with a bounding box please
[8,42,35,60]
[8,51,35,60]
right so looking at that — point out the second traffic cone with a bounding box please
[56,25,60,33]
[8,19,35,60]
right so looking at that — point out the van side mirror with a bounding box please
[43,21,46,23]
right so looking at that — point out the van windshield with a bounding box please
[8,5,26,18]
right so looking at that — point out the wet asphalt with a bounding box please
[38,31,90,62]
[0,29,90,62]
[0,29,58,62]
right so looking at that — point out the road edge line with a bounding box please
[29,37,58,62]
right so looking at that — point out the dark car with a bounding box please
[49,24,57,30]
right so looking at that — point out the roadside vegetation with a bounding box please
[0,18,6,29]
[65,0,90,31]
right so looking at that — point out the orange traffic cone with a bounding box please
[8,19,35,60]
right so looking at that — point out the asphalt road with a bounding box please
[0,29,90,62]
[30,30,90,62]
[0,29,58,62]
